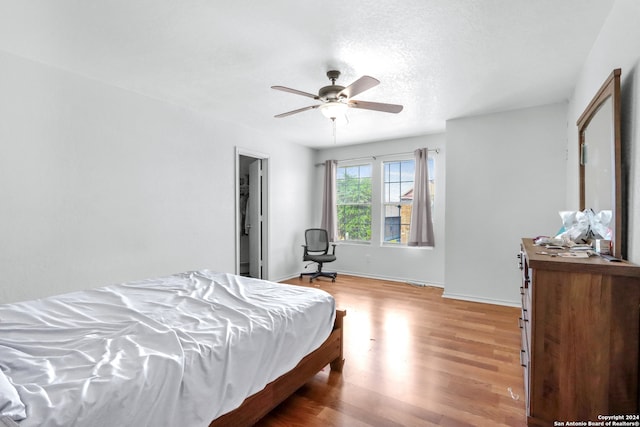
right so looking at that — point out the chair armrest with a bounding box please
[330,244,337,255]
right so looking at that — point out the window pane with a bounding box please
[428,157,435,181]
[384,216,400,242]
[357,177,372,203]
[338,204,371,241]
[388,182,400,203]
[337,179,346,198]
[400,182,413,200]
[400,223,411,244]
[383,203,413,243]
[384,160,413,203]
[387,162,399,182]
[345,166,359,178]
[383,201,401,243]
[384,204,400,217]
[401,160,415,181]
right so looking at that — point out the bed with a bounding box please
[0,270,346,427]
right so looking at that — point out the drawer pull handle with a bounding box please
[518,317,523,329]
[520,349,527,367]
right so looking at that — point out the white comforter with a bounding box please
[0,270,336,427]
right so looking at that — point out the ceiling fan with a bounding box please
[271,70,403,120]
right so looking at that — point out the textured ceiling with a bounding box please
[0,1,614,148]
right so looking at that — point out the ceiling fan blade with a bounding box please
[338,76,380,99]
[271,86,318,99]
[274,105,320,118]
[348,100,403,114]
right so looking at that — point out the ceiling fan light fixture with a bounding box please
[319,101,348,120]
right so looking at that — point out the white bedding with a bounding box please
[0,270,336,427]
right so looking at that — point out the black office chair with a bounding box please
[300,228,337,282]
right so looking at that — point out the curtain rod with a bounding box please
[315,147,440,166]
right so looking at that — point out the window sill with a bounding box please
[381,243,435,250]
[336,240,371,246]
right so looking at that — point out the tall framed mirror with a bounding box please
[577,68,622,258]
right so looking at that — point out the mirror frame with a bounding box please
[577,68,622,258]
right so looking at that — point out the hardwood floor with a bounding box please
[257,274,528,427]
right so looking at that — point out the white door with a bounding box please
[248,159,262,279]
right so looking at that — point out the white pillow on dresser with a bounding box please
[0,369,25,422]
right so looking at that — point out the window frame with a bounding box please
[381,158,415,246]
[380,155,436,247]
[335,162,373,243]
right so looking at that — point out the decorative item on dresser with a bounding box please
[518,238,640,426]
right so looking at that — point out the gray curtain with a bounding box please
[408,148,434,247]
[321,160,338,242]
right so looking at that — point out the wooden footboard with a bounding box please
[209,309,346,427]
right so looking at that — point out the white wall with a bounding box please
[0,51,315,303]
[5,1,636,306]
[566,0,640,263]
[445,103,567,305]
[314,134,446,286]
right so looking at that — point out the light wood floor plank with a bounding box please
[256,275,527,427]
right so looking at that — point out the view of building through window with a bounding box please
[383,160,415,243]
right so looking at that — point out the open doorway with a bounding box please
[236,148,269,279]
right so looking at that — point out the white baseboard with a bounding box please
[322,269,444,289]
[442,291,520,308]
[270,273,302,283]
[273,270,444,288]
[274,271,517,308]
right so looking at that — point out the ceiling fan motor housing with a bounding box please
[318,70,347,101]
[318,85,346,102]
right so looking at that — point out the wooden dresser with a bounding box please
[518,238,640,426]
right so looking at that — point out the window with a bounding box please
[334,156,435,245]
[336,164,372,241]
[383,160,414,244]
[382,157,435,245]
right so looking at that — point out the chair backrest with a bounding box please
[305,228,329,253]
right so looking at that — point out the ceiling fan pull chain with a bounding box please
[332,118,337,144]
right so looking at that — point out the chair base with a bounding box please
[300,269,337,283]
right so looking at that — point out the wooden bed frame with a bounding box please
[209,309,346,427]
